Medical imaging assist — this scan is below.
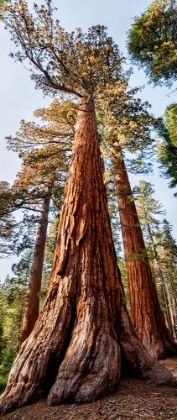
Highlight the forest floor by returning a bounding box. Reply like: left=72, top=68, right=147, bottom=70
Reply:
left=1, top=357, right=177, bottom=420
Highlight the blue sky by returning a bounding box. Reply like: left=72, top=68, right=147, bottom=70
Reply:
left=0, top=0, right=177, bottom=279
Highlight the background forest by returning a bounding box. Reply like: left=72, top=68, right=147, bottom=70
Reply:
left=0, top=0, right=177, bottom=403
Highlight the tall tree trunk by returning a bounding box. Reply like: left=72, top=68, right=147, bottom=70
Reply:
left=112, top=145, right=177, bottom=359
left=0, top=98, right=175, bottom=415
left=21, top=184, right=52, bottom=344
left=146, top=221, right=173, bottom=336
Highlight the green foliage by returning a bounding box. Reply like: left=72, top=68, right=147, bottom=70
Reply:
left=157, top=122, right=177, bottom=195
left=3, top=1, right=124, bottom=99
left=0, top=0, right=10, bottom=17
left=6, top=99, right=77, bottom=214
left=133, top=180, right=166, bottom=239
left=128, top=0, right=177, bottom=86
left=0, top=251, right=32, bottom=392
left=0, top=182, right=23, bottom=257
left=6, top=99, right=76, bottom=158
left=164, top=103, right=177, bottom=146
left=100, top=79, right=156, bottom=175
left=133, top=180, right=177, bottom=326
left=0, top=99, right=75, bottom=258
left=156, top=218, right=177, bottom=265
left=128, top=248, right=149, bottom=262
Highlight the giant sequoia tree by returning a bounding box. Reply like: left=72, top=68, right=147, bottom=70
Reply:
left=112, top=147, right=177, bottom=358
left=101, top=85, right=177, bottom=358
left=0, top=1, right=175, bottom=414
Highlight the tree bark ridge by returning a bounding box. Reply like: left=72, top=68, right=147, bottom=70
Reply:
left=113, top=145, right=177, bottom=359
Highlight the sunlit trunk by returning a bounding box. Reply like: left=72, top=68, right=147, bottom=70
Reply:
left=112, top=145, right=177, bottom=359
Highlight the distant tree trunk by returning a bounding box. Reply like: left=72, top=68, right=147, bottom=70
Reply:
left=168, top=276, right=177, bottom=333
left=112, top=145, right=177, bottom=359
left=0, top=98, right=175, bottom=415
left=146, top=221, right=173, bottom=336
left=164, top=269, right=177, bottom=341
left=165, top=280, right=177, bottom=341
left=21, top=184, right=52, bottom=344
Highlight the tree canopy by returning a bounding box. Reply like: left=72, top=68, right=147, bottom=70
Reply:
left=157, top=122, right=177, bottom=195
left=3, top=0, right=125, bottom=99
left=164, top=103, right=177, bottom=146
left=127, top=0, right=177, bottom=86
left=0, top=0, right=10, bottom=16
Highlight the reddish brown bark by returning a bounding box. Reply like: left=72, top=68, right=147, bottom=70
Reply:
left=0, top=98, right=175, bottom=415
left=113, top=145, right=177, bottom=359
left=21, top=186, right=52, bottom=344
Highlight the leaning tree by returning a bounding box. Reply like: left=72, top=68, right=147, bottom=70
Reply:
left=0, top=0, right=175, bottom=414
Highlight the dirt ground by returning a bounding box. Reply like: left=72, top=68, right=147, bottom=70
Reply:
left=1, top=358, right=177, bottom=420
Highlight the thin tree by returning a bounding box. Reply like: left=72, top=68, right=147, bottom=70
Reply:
left=0, top=1, right=175, bottom=414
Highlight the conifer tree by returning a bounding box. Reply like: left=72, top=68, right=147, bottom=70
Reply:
left=101, top=84, right=177, bottom=358
left=127, top=0, right=177, bottom=86
left=157, top=123, right=177, bottom=196
left=7, top=100, right=74, bottom=343
left=157, top=219, right=177, bottom=338
left=0, top=1, right=175, bottom=414
left=0, top=182, right=18, bottom=257
left=164, top=103, right=177, bottom=147
left=0, top=0, right=10, bottom=16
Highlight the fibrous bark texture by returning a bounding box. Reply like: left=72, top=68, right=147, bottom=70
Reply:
left=113, top=145, right=177, bottom=359
left=0, top=98, right=175, bottom=415
left=21, top=188, right=52, bottom=344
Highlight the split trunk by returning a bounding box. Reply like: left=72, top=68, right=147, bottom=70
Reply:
left=0, top=98, right=175, bottom=415
left=112, top=145, right=177, bottom=359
